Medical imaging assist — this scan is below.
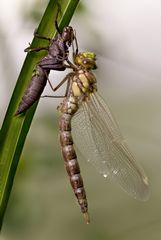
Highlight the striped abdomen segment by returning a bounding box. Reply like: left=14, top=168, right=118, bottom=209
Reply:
left=15, top=66, right=49, bottom=115
left=59, top=99, right=89, bottom=223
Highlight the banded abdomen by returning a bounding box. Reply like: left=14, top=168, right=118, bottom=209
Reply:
left=15, top=66, right=49, bottom=115
left=59, top=96, right=89, bottom=224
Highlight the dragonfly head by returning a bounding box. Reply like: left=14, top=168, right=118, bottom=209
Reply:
left=74, top=51, right=97, bottom=70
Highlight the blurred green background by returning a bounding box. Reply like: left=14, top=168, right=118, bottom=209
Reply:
left=0, top=0, right=161, bottom=239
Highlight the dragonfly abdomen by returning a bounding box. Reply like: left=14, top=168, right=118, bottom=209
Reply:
left=59, top=98, right=89, bottom=223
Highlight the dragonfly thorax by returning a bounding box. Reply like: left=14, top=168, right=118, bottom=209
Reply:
left=71, top=69, right=97, bottom=97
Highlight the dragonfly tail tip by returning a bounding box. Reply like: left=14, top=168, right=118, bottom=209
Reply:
left=83, top=212, right=90, bottom=224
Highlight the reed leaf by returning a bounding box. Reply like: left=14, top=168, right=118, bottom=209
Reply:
left=0, top=0, right=80, bottom=229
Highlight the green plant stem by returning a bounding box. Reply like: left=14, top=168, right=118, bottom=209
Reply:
left=0, top=0, right=80, bottom=229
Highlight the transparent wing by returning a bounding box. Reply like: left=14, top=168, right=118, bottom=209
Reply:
left=72, top=92, right=149, bottom=201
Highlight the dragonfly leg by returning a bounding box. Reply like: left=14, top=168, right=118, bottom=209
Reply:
left=24, top=45, right=49, bottom=53
left=33, top=28, right=51, bottom=41
left=65, top=78, right=71, bottom=97
left=41, top=77, right=71, bottom=99
left=73, top=30, right=79, bottom=55
left=41, top=95, right=65, bottom=98
left=66, top=59, right=77, bottom=70
left=34, top=33, right=51, bottom=41
left=43, top=72, right=72, bottom=97
left=46, top=76, right=56, bottom=92
left=55, top=3, right=61, bottom=33
left=63, top=63, right=73, bottom=68
left=72, top=30, right=79, bottom=61
left=52, top=73, right=73, bottom=92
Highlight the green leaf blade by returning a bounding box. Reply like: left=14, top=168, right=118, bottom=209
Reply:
left=0, top=0, right=80, bottom=229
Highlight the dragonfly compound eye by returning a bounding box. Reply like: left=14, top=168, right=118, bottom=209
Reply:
left=74, top=52, right=97, bottom=70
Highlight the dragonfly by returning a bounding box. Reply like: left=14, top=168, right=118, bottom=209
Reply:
left=57, top=43, right=149, bottom=223
left=16, top=20, right=149, bottom=223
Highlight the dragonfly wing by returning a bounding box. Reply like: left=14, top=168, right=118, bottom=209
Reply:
left=72, top=92, right=149, bottom=201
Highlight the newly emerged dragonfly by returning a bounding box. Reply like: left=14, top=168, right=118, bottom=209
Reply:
left=15, top=20, right=149, bottom=223
left=57, top=48, right=149, bottom=223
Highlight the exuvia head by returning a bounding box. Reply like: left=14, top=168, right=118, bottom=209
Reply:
left=62, top=26, right=74, bottom=46
left=74, top=51, right=97, bottom=70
